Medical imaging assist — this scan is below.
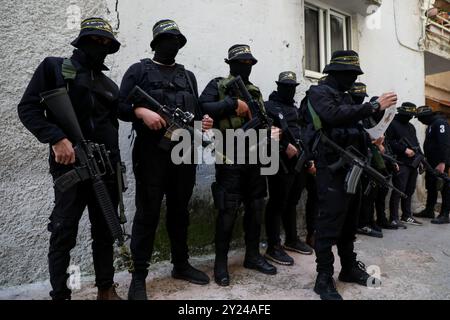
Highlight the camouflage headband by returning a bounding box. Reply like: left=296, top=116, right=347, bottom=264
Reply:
left=278, top=71, right=297, bottom=83
left=330, top=55, right=361, bottom=67
left=80, top=18, right=114, bottom=34
left=153, top=20, right=180, bottom=38
left=228, top=45, right=252, bottom=60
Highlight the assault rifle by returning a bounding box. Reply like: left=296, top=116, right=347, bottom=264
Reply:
left=319, top=132, right=407, bottom=198
left=40, top=87, right=125, bottom=245
left=127, top=85, right=232, bottom=164
left=401, top=137, right=450, bottom=185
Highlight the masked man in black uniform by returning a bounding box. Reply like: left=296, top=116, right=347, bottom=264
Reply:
left=264, top=71, right=314, bottom=266
left=386, top=103, right=422, bottom=228
left=119, top=19, right=213, bottom=300
left=301, top=50, right=397, bottom=300
left=350, top=84, right=387, bottom=238
left=199, top=45, right=278, bottom=286
left=415, top=106, right=450, bottom=224
left=18, top=18, right=123, bottom=300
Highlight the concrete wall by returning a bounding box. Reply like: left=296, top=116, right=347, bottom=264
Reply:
left=357, top=0, right=427, bottom=201
left=0, top=0, right=117, bottom=287
left=0, top=0, right=427, bottom=288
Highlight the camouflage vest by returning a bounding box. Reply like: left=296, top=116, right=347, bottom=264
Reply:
left=217, top=75, right=265, bottom=132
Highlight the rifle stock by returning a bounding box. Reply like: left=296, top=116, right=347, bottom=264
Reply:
left=40, top=87, right=84, bottom=143
left=40, top=87, right=125, bottom=245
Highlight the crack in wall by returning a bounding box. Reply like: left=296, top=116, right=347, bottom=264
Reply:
left=115, top=0, right=120, bottom=30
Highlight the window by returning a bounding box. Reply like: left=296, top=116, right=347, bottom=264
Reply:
left=305, top=6, right=321, bottom=73
left=304, top=2, right=352, bottom=78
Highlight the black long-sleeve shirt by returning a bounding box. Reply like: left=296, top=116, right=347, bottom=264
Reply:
left=385, top=116, right=421, bottom=167
left=424, top=116, right=450, bottom=167
left=17, top=49, right=121, bottom=172
left=198, top=77, right=237, bottom=123
left=118, top=60, right=200, bottom=145
left=303, top=77, right=378, bottom=167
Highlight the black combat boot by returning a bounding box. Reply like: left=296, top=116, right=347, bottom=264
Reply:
left=214, top=256, right=230, bottom=286
left=338, top=261, right=375, bottom=287
left=97, top=284, right=122, bottom=300
left=306, top=232, right=315, bottom=249
left=243, top=200, right=277, bottom=275
left=377, top=218, right=398, bottom=230
left=356, top=226, right=383, bottom=238
left=244, top=252, right=277, bottom=275
left=172, top=262, right=210, bottom=285
left=128, top=272, right=148, bottom=300
left=265, top=245, right=294, bottom=266
left=314, top=273, right=343, bottom=300
left=415, top=207, right=435, bottom=219
left=284, top=238, right=314, bottom=255
left=213, top=209, right=236, bottom=286
left=431, top=213, right=450, bottom=224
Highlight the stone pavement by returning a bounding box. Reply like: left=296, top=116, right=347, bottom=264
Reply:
left=0, top=219, right=449, bottom=300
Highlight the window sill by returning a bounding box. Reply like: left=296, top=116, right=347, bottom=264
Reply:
left=305, top=70, right=325, bottom=81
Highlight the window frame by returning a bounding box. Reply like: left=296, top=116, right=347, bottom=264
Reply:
left=304, top=1, right=352, bottom=80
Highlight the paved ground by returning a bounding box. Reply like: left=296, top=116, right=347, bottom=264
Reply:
left=0, top=218, right=449, bottom=300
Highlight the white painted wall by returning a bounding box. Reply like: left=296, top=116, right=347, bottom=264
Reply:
left=356, top=0, right=427, bottom=201
left=0, top=0, right=427, bottom=288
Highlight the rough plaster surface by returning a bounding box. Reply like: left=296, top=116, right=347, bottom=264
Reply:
left=0, top=0, right=429, bottom=288
left=0, top=0, right=116, bottom=287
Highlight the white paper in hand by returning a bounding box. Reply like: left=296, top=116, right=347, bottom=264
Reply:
left=365, top=107, right=397, bottom=140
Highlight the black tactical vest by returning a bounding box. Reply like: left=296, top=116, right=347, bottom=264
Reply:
left=139, top=59, right=197, bottom=114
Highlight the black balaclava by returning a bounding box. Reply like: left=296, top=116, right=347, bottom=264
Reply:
left=329, top=71, right=358, bottom=92
left=78, top=38, right=109, bottom=70
left=229, top=61, right=252, bottom=82
left=277, top=84, right=296, bottom=104
left=153, top=34, right=180, bottom=65
left=417, top=114, right=435, bottom=126
left=396, top=114, right=413, bottom=124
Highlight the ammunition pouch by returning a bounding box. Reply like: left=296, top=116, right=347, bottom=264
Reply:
left=217, top=75, right=263, bottom=132
left=54, top=167, right=90, bottom=193
left=219, top=116, right=246, bottom=131
left=140, top=59, right=196, bottom=115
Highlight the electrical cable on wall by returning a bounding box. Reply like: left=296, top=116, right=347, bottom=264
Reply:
left=393, top=0, right=426, bottom=52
